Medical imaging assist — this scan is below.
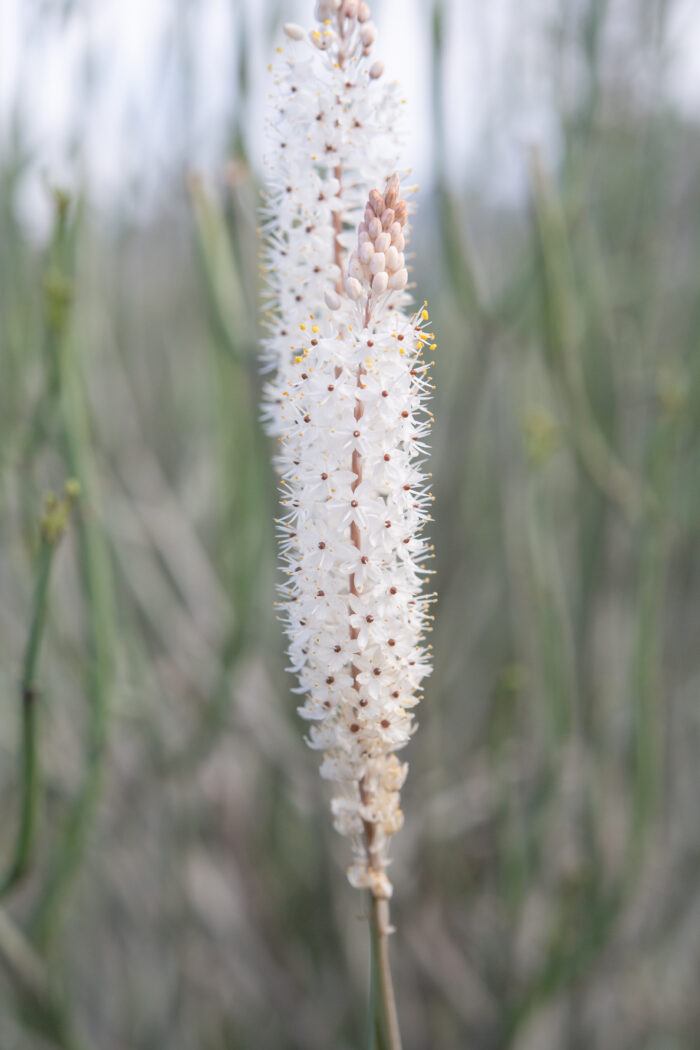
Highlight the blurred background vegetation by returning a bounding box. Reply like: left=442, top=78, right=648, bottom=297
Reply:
left=2, top=0, right=700, bottom=1047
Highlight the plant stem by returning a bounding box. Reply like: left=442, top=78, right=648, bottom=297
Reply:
left=0, top=907, right=89, bottom=1050
left=29, top=192, right=116, bottom=951
left=369, top=896, right=403, bottom=1050
left=1, top=533, right=56, bottom=897
left=529, top=151, right=650, bottom=524
left=365, top=914, right=378, bottom=1050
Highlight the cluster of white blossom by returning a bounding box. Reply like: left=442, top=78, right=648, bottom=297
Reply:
left=263, top=1, right=434, bottom=899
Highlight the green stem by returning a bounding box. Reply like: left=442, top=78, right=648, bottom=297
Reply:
left=628, top=414, right=678, bottom=849
left=369, top=896, right=403, bottom=1050
left=529, top=152, right=650, bottom=524
left=365, top=911, right=378, bottom=1050
left=0, top=536, right=56, bottom=897
left=0, top=908, right=89, bottom=1050
left=29, top=193, right=116, bottom=951
left=31, top=451, right=114, bottom=951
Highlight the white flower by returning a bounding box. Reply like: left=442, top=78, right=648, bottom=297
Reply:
left=263, top=1, right=434, bottom=898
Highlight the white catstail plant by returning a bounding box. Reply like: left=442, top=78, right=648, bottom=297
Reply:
left=262, top=5, right=434, bottom=1037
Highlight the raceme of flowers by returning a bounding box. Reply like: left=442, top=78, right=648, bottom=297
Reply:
left=262, top=0, right=435, bottom=900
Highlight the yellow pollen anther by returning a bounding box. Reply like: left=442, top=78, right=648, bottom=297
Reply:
left=421, top=309, right=429, bottom=321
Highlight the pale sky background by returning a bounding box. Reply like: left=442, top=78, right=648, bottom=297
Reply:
left=1, top=0, right=700, bottom=231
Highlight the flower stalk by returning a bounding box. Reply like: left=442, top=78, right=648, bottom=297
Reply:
left=370, top=895, right=403, bottom=1050
left=263, top=1, right=435, bottom=1040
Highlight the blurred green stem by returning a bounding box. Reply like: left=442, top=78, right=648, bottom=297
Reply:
left=27, top=192, right=116, bottom=951
left=527, top=473, right=576, bottom=748
left=188, top=174, right=248, bottom=364
left=529, top=152, right=649, bottom=524
left=628, top=412, right=678, bottom=847
left=0, top=908, right=89, bottom=1050
left=1, top=482, right=79, bottom=899
left=169, top=172, right=271, bottom=775
left=0, top=539, right=53, bottom=898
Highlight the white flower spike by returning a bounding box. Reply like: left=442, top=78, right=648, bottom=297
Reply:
left=263, top=1, right=434, bottom=901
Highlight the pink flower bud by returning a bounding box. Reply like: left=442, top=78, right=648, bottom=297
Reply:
left=369, top=252, right=386, bottom=275
left=368, top=217, right=382, bottom=239
left=371, top=270, right=389, bottom=295
left=369, top=189, right=384, bottom=216
left=359, top=241, right=374, bottom=264
left=345, top=276, right=363, bottom=300
left=384, top=174, right=400, bottom=207
left=360, top=23, right=377, bottom=47
left=387, top=268, right=408, bottom=290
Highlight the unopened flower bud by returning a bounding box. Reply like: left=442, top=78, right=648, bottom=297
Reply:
left=394, top=200, right=408, bottom=225
left=387, top=268, right=408, bottom=290
left=360, top=22, right=377, bottom=47
left=369, top=252, right=386, bottom=275
left=348, top=252, right=363, bottom=279
left=385, top=246, right=399, bottom=270
left=358, top=1, right=371, bottom=21
left=284, top=23, right=306, bottom=40
left=368, top=216, right=382, bottom=239
left=384, top=174, right=400, bottom=207
left=369, top=189, right=384, bottom=216
left=325, top=289, right=341, bottom=310
left=372, top=270, right=389, bottom=295
left=359, top=241, right=374, bottom=264
left=369, top=60, right=384, bottom=79
left=345, top=276, right=363, bottom=300
left=375, top=231, right=391, bottom=253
